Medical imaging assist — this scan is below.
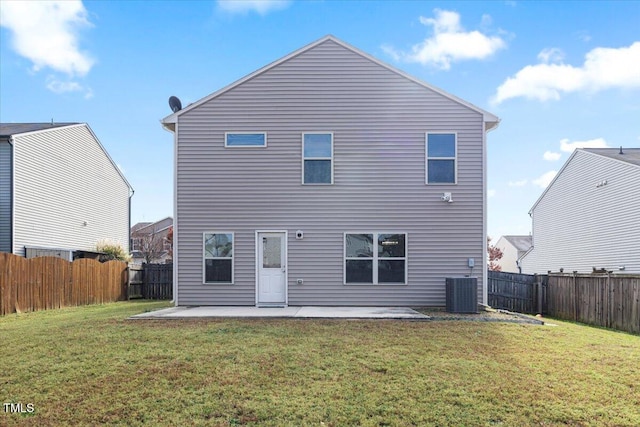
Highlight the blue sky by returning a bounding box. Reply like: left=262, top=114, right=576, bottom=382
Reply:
left=1, top=0, right=639, bottom=240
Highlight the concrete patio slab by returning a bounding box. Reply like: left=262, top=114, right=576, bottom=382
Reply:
left=130, top=306, right=430, bottom=320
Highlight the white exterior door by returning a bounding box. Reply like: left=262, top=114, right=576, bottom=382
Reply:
left=257, top=232, right=287, bottom=305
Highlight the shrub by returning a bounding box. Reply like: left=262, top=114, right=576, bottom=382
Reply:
left=96, top=239, right=131, bottom=262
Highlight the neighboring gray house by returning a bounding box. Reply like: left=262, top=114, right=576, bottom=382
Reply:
left=161, top=35, right=499, bottom=307
left=131, top=216, right=173, bottom=264
left=521, top=148, right=640, bottom=274
left=494, top=235, right=532, bottom=273
left=0, top=123, right=133, bottom=259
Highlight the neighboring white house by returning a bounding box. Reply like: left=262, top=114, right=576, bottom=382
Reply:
left=161, top=35, right=499, bottom=307
left=0, top=123, right=133, bottom=259
left=521, top=147, right=640, bottom=274
left=495, top=235, right=532, bottom=273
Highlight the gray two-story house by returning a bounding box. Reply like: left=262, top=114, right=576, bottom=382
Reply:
left=0, top=123, right=132, bottom=259
left=161, top=35, right=499, bottom=307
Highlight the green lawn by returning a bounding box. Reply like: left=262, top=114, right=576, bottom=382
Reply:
left=1, top=302, right=638, bottom=426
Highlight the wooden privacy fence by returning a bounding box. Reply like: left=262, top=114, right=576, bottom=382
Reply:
left=488, top=269, right=640, bottom=334
left=0, top=252, right=128, bottom=316
left=488, top=271, right=546, bottom=314
left=128, top=263, right=172, bottom=300
left=546, top=273, right=640, bottom=335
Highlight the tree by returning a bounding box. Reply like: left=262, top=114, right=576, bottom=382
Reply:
left=132, top=230, right=166, bottom=264
left=487, top=236, right=503, bottom=271
left=166, top=226, right=173, bottom=261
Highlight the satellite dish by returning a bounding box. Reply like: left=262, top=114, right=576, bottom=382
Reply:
left=168, top=96, right=182, bottom=113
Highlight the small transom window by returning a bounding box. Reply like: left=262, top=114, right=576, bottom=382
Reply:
left=225, top=133, right=267, bottom=147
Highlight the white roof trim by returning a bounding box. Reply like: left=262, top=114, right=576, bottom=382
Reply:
left=161, top=35, right=499, bottom=129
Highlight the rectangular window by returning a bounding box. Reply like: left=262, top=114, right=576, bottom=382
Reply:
left=303, top=133, right=333, bottom=184
left=426, top=133, right=456, bottom=184
left=203, top=232, right=233, bottom=283
left=344, top=233, right=407, bottom=284
left=225, top=132, right=267, bottom=147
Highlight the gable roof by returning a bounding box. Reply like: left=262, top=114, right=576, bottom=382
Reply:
left=529, top=147, right=640, bottom=214
left=131, top=222, right=153, bottom=233
left=0, top=122, right=79, bottom=137
left=583, top=147, right=640, bottom=167
left=501, top=235, right=532, bottom=252
left=161, top=35, right=499, bottom=132
left=132, top=217, right=173, bottom=235
left=2, top=122, right=133, bottom=192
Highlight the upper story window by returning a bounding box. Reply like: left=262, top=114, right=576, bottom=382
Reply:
left=225, top=132, right=267, bottom=148
left=302, top=133, right=333, bottom=184
left=426, top=133, right=456, bottom=184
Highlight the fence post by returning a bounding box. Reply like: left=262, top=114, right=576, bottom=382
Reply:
left=607, top=272, right=612, bottom=329
left=573, top=271, right=578, bottom=321
left=535, top=274, right=542, bottom=315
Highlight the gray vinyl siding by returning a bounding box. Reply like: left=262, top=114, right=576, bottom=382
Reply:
left=175, top=40, right=486, bottom=306
left=12, top=125, right=130, bottom=256
left=521, top=150, right=640, bottom=274
left=0, top=140, right=11, bottom=252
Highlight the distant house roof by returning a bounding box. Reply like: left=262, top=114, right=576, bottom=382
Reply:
left=131, top=217, right=173, bottom=235
left=501, top=235, right=532, bottom=252
left=583, top=147, right=640, bottom=167
left=0, top=122, right=79, bottom=137
left=131, top=222, right=153, bottom=233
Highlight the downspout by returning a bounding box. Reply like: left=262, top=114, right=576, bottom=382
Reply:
left=128, top=188, right=134, bottom=253
left=483, top=119, right=500, bottom=306
left=9, top=136, right=15, bottom=254
left=161, top=120, right=178, bottom=306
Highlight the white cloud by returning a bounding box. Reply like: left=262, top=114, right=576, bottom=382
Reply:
left=508, top=180, right=527, bottom=187
left=0, top=0, right=94, bottom=76
left=382, top=9, right=506, bottom=70
left=533, top=171, right=557, bottom=188
left=46, top=76, right=93, bottom=98
left=492, top=42, right=640, bottom=104
left=537, top=48, right=565, bottom=64
left=559, top=137, right=609, bottom=152
left=488, top=189, right=496, bottom=198
left=543, top=151, right=562, bottom=161
left=575, top=30, right=592, bottom=43
left=218, top=0, right=290, bottom=15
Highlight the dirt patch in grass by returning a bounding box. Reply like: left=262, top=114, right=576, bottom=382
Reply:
left=417, top=306, right=544, bottom=324
left=1, top=301, right=638, bottom=426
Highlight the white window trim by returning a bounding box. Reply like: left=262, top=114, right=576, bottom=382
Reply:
left=425, top=132, right=457, bottom=185
left=225, top=132, right=267, bottom=148
left=203, top=231, right=234, bottom=284
left=302, top=132, right=334, bottom=185
left=343, top=232, right=408, bottom=285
